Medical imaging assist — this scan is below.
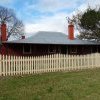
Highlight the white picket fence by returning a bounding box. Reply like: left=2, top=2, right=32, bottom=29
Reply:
left=0, top=53, right=100, bottom=76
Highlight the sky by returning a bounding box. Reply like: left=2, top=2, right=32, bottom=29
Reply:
left=0, top=0, right=100, bottom=37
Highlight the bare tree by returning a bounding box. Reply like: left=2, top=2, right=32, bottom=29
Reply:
left=0, top=6, right=24, bottom=40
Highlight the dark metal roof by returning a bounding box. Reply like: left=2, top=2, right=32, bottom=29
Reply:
left=3, top=31, right=100, bottom=45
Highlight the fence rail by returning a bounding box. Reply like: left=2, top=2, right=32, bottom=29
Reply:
left=0, top=53, right=100, bottom=76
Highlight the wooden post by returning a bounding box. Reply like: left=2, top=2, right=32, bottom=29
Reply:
left=13, top=56, right=15, bottom=75
left=0, top=55, right=2, bottom=76
left=8, top=55, right=10, bottom=75
left=5, top=55, right=8, bottom=76
left=2, top=55, right=5, bottom=76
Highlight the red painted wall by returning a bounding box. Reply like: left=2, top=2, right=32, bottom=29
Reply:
left=1, top=43, right=99, bottom=56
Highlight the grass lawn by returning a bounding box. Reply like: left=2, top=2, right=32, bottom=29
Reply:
left=0, top=69, right=100, bottom=100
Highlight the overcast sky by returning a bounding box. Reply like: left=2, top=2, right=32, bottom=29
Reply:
left=0, top=0, right=100, bottom=37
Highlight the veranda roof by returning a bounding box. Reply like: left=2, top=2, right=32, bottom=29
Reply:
left=3, top=31, right=100, bottom=45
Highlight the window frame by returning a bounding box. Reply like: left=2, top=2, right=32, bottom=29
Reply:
left=23, top=45, right=32, bottom=54
left=70, top=46, right=77, bottom=54
left=48, top=45, right=56, bottom=53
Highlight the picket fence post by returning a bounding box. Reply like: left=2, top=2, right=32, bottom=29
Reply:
left=0, top=55, right=2, bottom=76
left=0, top=53, right=100, bottom=76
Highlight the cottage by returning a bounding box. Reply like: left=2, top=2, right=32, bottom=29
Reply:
left=0, top=23, right=100, bottom=56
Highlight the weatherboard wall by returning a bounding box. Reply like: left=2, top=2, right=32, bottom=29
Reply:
left=1, top=43, right=99, bottom=56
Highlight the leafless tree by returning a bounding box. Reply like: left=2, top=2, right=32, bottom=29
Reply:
left=0, top=6, right=24, bottom=40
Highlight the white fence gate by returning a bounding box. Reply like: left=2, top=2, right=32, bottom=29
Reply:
left=0, top=53, right=100, bottom=76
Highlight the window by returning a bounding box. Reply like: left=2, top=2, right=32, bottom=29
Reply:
left=48, top=45, right=56, bottom=53
left=23, top=45, right=31, bottom=54
left=70, top=46, right=77, bottom=54
left=61, top=46, right=67, bottom=54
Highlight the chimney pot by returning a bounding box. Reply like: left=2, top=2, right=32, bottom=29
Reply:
left=22, top=35, right=25, bottom=39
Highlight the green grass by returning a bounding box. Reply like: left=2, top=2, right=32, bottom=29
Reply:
left=0, top=69, right=100, bottom=100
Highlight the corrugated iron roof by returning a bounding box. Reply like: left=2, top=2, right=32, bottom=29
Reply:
left=3, top=31, right=100, bottom=45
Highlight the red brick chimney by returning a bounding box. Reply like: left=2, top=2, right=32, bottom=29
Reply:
left=1, top=23, right=7, bottom=41
left=0, top=23, right=7, bottom=55
left=68, top=22, right=74, bottom=40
